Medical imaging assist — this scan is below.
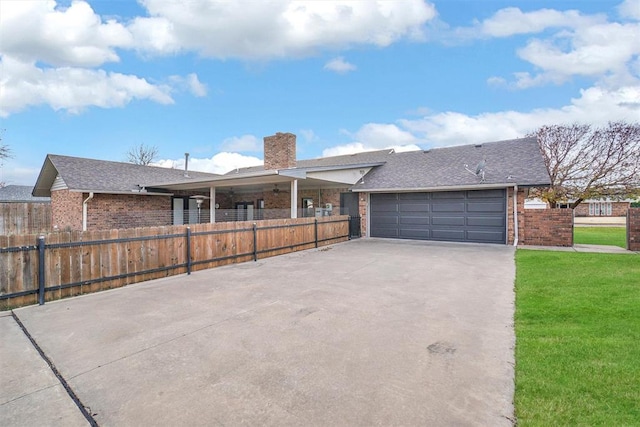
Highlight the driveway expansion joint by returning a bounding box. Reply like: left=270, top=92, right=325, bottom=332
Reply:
left=10, top=311, right=99, bottom=427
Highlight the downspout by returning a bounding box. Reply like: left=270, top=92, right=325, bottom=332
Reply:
left=83, top=192, right=94, bottom=231
left=513, top=184, right=519, bottom=246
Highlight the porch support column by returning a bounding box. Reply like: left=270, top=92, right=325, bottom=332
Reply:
left=210, top=186, right=216, bottom=223
left=290, top=179, right=298, bottom=218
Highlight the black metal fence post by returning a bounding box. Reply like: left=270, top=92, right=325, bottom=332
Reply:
left=253, top=223, right=258, bottom=261
left=37, top=236, right=45, bottom=305
left=186, top=227, right=192, bottom=275
left=314, top=218, right=318, bottom=248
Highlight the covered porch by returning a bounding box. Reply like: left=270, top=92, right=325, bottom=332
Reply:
left=148, top=165, right=372, bottom=225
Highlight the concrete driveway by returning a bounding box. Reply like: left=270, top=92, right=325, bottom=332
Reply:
left=3, top=239, right=516, bottom=426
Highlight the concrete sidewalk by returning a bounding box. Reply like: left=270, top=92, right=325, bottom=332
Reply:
left=520, top=243, right=637, bottom=254
left=3, top=239, right=516, bottom=426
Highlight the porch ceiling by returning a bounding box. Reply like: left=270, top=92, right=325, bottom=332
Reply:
left=148, top=173, right=350, bottom=193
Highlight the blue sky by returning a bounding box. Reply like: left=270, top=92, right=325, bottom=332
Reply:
left=1, top=0, right=639, bottom=185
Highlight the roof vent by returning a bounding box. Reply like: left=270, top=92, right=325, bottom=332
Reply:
left=475, top=144, right=483, bottom=148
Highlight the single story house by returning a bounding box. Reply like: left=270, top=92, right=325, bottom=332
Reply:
left=33, top=132, right=551, bottom=245
left=525, top=197, right=637, bottom=216
left=573, top=198, right=637, bottom=217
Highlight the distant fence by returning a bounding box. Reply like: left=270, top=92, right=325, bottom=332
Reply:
left=0, top=203, right=51, bottom=235
left=0, top=216, right=350, bottom=309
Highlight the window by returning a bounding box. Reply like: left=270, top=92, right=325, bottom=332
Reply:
left=589, top=201, right=612, bottom=216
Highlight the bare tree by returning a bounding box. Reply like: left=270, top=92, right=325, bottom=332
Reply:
left=126, top=143, right=159, bottom=165
left=0, top=130, right=12, bottom=188
left=528, top=121, right=640, bottom=208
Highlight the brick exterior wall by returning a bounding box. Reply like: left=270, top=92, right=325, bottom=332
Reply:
left=574, top=201, right=630, bottom=217
left=87, top=193, right=172, bottom=230
left=358, top=193, right=368, bottom=237
left=51, top=189, right=83, bottom=231
left=264, top=133, right=296, bottom=170
left=521, top=209, right=573, bottom=247
left=627, top=208, right=640, bottom=251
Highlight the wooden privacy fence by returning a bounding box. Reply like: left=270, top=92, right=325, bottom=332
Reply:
left=0, top=216, right=349, bottom=309
left=0, top=202, right=52, bottom=235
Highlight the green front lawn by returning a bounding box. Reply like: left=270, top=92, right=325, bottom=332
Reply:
left=574, top=226, right=627, bottom=248
left=515, top=250, right=640, bottom=426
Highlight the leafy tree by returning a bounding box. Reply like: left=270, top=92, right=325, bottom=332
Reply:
left=126, top=143, right=159, bottom=165
left=528, top=121, right=640, bottom=208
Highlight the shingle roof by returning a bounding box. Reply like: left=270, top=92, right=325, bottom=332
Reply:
left=32, top=155, right=219, bottom=197
left=0, top=185, right=50, bottom=202
left=352, top=137, right=550, bottom=191
left=228, top=149, right=395, bottom=175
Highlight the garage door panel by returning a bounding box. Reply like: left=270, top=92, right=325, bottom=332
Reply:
left=372, top=227, right=399, bottom=238
left=371, top=216, right=398, bottom=226
left=467, top=230, right=505, bottom=242
left=399, top=228, right=430, bottom=239
left=370, top=190, right=506, bottom=244
left=432, top=202, right=465, bottom=212
left=432, top=216, right=465, bottom=226
left=467, top=189, right=505, bottom=198
left=399, top=193, right=428, bottom=201
left=431, top=229, right=466, bottom=240
left=399, top=203, right=430, bottom=213
left=467, top=216, right=505, bottom=227
left=431, top=191, right=465, bottom=199
left=371, top=204, right=398, bottom=213
left=467, top=202, right=505, bottom=213
left=399, top=216, right=430, bottom=225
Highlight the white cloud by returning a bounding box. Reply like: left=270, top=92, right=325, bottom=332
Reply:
left=322, top=123, right=421, bottom=157
left=0, top=0, right=132, bottom=67
left=154, top=152, right=263, bottom=175
left=0, top=57, right=174, bottom=117
left=515, top=22, right=640, bottom=85
left=299, top=129, right=319, bottom=142
left=324, top=57, right=356, bottom=73
left=458, top=5, right=640, bottom=89
left=130, top=0, right=437, bottom=59
left=168, top=73, right=208, bottom=97
left=219, top=135, right=261, bottom=152
left=399, top=83, right=640, bottom=146
left=479, top=7, right=605, bottom=38
left=352, top=123, right=420, bottom=147
left=618, top=0, right=640, bottom=20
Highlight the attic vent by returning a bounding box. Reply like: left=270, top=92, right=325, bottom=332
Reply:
left=475, top=144, right=483, bottom=148
left=423, top=149, right=431, bottom=154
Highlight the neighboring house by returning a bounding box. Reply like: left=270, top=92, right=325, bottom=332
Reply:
left=32, top=132, right=551, bottom=245
left=0, top=185, right=51, bottom=234
left=573, top=198, right=636, bottom=217
left=525, top=197, right=636, bottom=216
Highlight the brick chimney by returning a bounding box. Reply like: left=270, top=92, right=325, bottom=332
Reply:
left=264, top=132, right=296, bottom=170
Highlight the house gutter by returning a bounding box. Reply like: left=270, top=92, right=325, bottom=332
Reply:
left=82, top=192, right=94, bottom=231
left=513, top=184, right=519, bottom=247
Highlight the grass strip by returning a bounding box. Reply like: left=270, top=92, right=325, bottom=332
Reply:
left=515, top=250, right=640, bottom=426
left=574, top=226, right=627, bottom=248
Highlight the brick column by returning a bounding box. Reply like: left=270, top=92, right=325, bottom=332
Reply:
left=628, top=208, right=640, bottom=251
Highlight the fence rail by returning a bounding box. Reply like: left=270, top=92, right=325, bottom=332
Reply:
left=0, top=216, right=350, bottom=309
